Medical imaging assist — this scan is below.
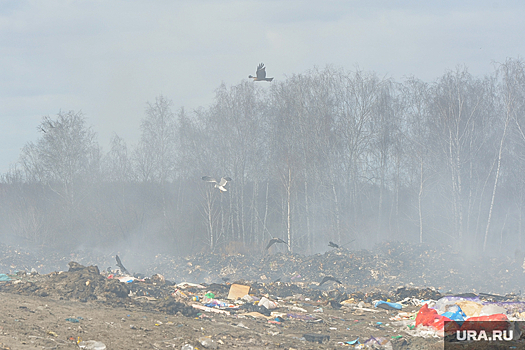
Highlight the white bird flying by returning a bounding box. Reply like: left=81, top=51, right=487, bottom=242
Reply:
left=202, top=176, right=233, bottom=192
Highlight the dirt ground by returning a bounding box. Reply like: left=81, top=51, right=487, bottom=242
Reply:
left=0, top=289, right=445, bottom=350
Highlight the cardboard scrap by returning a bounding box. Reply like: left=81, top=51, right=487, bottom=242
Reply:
left=227, top=284, right=251, bottom=300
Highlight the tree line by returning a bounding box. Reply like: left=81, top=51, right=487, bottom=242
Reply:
left=2, top=59, right=525, bottom=256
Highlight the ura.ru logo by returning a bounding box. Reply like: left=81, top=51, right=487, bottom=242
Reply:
left=456, top=329, right=513, bottom=341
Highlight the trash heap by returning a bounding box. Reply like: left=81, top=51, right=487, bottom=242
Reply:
left=0, top=241, right=524, bottom=295
left=148, top=241, right=525, bottom=294
left=0, top=262, right=129, bottom=301
left=2, top=258, right=525, bottom=348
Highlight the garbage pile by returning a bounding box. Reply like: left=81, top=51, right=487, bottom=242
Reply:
left=1, top=257, right=525, bottom=348
left=0, top=262, right=129, bottom=301
left=0, top=262, right=200, bottom=317
left=0, top=241, right=524, bottom=295
left=147, top=241, right=525, bottom=294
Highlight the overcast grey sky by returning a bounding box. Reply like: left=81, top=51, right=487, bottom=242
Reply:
left=1, top=1, right=524, bottom=174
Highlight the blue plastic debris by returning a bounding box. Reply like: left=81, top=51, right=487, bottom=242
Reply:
left=345, top=337, right=360, bottom=345
left=441, top=305, right=466, bottom=326
left=374, top=300, right=402, bottom=310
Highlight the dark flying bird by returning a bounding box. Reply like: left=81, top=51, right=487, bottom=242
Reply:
left=328, top=239, right=356, bottom=249
left=202, top=176, right=233, bottom=192
left=266, top=237, right=287, bottom=250
left=115, top=255, right=130, bottom=275
left=328, top=241, right=339, bottom=248
left=319, top=276, right=342, bottom=286
left=249, top=63, right=274, bottom=82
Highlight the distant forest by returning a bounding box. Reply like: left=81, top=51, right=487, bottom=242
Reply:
left=2, top=59, right=525, bottom=257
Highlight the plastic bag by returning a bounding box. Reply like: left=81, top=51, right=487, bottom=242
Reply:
left=441, top=305, right=466, bottom=326
left=416, top=304, right=456, bottom=332
left=460, top=314, right=509, bottom=333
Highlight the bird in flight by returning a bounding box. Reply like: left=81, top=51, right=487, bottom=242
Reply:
left=328, top=239, right=355, bottom=249
left=249, top=63, right=274, bottom=82
left=266, top=237, right=287, bottom=250
left=115, top=255, right=130, bottom=275
left=202, top=176, right=233, bottom=192
left=319, top=276, right=342, bottom=286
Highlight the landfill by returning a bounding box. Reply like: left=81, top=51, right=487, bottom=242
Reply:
left=0, top=241, right=524, bottom=349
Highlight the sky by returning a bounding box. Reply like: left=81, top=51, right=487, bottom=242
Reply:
left=1, top=0, right=524, bottom=174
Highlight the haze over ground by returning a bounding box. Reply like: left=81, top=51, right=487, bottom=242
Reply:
left=1, top=1, right=525, bottom=173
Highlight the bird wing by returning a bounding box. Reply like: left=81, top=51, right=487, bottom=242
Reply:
left=218, top=177, right=229, bottom=186
left=277, top=238, right=286, bottom=244
left=326, top=276, right=342, bottom=284
left=256, top=63, right=267, bottom=79
left=115, top=255, right=129, bottom=274
left=266, top=239, right=276, bottom=250
left=202, top=176, right=217, bottom=183
left=319, top=276, right=329, bottom=286
left=329, top=241, right=339, bottom=248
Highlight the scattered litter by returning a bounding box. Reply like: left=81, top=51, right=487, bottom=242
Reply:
left=288, top=305, right=307, bottom=312
left=259, top=296, right=278, bottom=309
left=234, top=322, right=249, bottom=329
left=65, top=317, right=80, bottom=323
left=375, top=300, right=402, bottom=310
left=78, top=340, right=106, bottom=350
left=198, top=336, right=217, bottom=349
left=192, top=304, right=230, bottom=315
left=287, top=313, right=315, bottom=320
left=0, top=241, right=523, bottom=349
